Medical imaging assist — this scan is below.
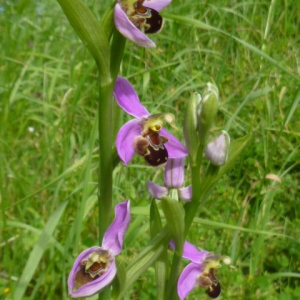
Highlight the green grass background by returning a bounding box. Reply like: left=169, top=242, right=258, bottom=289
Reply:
left=1, top=0, right=299, bottom=299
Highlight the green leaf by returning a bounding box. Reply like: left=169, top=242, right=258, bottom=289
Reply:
left=118, top=228, right=170, bottom=299
left=268, top=272, right=300, bottom=279
left=161, top=197, right=185, bottom=254
left=56, top=0, right=111, bottom=81
left=192, top=217, right=289, bottom=239
left=14, top=201, right=68, bottom=300
left=112, top=260, right=127, bottom=299
left=150, top=199, right=163, bottom=238
left=155, top=258, right=168, bottom=300
left=284, top=89, right=300, bottom=126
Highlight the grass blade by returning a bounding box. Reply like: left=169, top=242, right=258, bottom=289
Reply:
left=164, top=14, right=299, bottom=81
left=14, top=201, right=68, bottom=300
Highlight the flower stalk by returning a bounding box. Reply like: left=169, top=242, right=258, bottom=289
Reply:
left=97, top=21, right=127, bottom=300
left=98, top=81, right=115, bottom=242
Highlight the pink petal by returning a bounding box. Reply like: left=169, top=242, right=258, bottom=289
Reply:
left=160, top=128, right=188, bottom=159
left=116, top=119, right=142, bottom=165
left=205, top=131, right=230, bottom=166
left=102, top=201, right=131, bottom=256
left=146, top=181, right=168, bottom=199
left=182, top=241, right=209, bottom=263
left=114, top=4, right=156, bottom=48
left=178, top=263, right=201, bottom=300
left=114, top=76, right=149, bottom=118
left=178, top=185, right=192, bottom=202
left=143, top=0, right=172, bottom=11
left=164, top=158, right=185, bottom=188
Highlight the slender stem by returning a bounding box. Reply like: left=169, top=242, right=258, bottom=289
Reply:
left=97, top=30, right=126, bottom=242
left=98, top=80, right=115, bottom=242
left=164, top=145, right=205, bottom=300
left=165, top=148, right=204, bottom=300
left=165, top=253, right=181, bottom=300
left=97, top=25, right=126, bottom=300
left=97, top=79, right=115, bottom=300
left=184, top=144, right=204, bottom=236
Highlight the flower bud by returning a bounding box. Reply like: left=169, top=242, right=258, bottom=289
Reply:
left=197, top=83, right=219, bottom=147
left=205, top=130, right=230, bottom=166
left=184, top=92, right=201, bottom=165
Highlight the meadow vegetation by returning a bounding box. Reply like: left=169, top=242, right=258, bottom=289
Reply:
left=0, top=0, right=299, bottom=299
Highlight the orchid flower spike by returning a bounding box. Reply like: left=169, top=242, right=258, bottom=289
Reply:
left=146, top=158, right=192, bottom=201
left=68, top=201, right=130, bottom=298
left=175, top=241, right=231, bottom=300
left=114, top=76, right=188, bottom=167
left=114, top=0, right=172, bottom=47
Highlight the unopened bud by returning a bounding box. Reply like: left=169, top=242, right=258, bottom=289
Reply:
left=198, top=83, right=219, bottom=147
left=205, top=130, right=230, bottom=166
left=184, top=92, right=201, bottom=165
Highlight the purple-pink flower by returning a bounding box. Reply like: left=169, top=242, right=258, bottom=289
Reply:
left=114, top=76, right=188, bottom=166
left=68, top=201, right=130, bottom=298
left=114, top=0, right=172, bottom=47
left=147, top=158, right=192, bottom=201
left=176, top=241, right=230, bottom=300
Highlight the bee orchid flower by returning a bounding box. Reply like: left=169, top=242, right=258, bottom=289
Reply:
left=68, top=201, right=130, bottom=298
left=114, top=76, right=188, bottom=166
left=174, top=241, right=231, bottom=300
left=114, top=0, right=172, bottom=47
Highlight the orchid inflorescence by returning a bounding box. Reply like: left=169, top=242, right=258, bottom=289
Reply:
left=61, top=0, right=239, bottom=299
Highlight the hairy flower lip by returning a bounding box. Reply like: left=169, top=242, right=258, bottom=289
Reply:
left=68, top=247, right=117, bottom=298
left=68, top=201, right=130, bottom=298
left=114, top=0, right=172, bottom=47
left=114, top=77, right=187, bottom=166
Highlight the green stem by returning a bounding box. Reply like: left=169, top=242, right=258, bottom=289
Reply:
left=98, top=80, right=115, bottom=242
left=97, top=29, right=126, bottom=242
left=165, top=253, right=181, bottom=300
left=96, top=79, right=115, bottom=300
left=97, top=22, right=126, bottom=300
left=165, top=146, right=205, bottom=300
left=110, top=30, right=126, bottom=143
left=184, top=144, right=204, bottom=236
left=56, top=0, right=110, bottom=80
